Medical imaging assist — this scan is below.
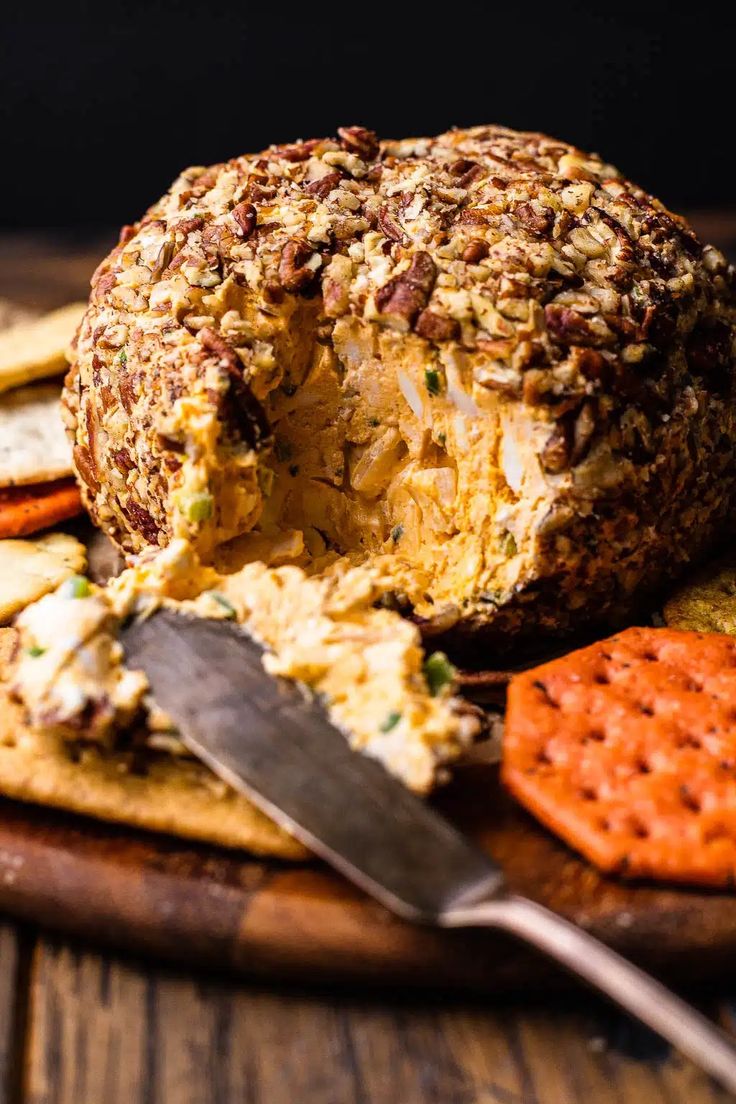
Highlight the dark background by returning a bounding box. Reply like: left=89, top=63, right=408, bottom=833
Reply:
left=1, top=1, right=734, bottom=229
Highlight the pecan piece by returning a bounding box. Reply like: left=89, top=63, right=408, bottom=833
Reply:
left=73, top=444, right=100, bottom=494
left=545, top=304, right=610, bottom=346
left=173, top=216, right=204, bottom=237
left=449, top=158, right=476, bottom=175
left=245, top=180, right=277, bottom=203
left=462, top=239, right=490, bottom=264
left=304, top=172, right=342, bottom=200
left=118, top=224, right=136, bottom=246
left=232, top=201, right=257, bottom=238
left=337, top=126, right=379, bottom=161
left=275, top=139, right=319, bottom=162
left=263, top=281, right=285, bottom=305
left=112, top=448, right=135, bottom=472
left=202, top=222, right=235, bottom=263
left=459, top=208, right=490, bottom=226
left=415, top=309, right=460, bottom=341
left=377, top=205, right=405, bottom=243
left=122, top=501, right=160, bottom=545
left=449, top=158, right=484, bottom=187
left=117, top=375, right=136, bottom=414
left=91, top=354, right=104, bottom=388
left=151, top=239, right=175, bottom=280
left=375, top=252, right=437, bottom=328
left=92, top=271, right=117, bottom=305
left=278, top=238, right=318, bottom=292
left=570, top=401, right=597, bottom=464
left=513, top=201, right=554, bottom=236
left=573, top=347, right=609, bottom=384
left=200, top=327, right=242, bottom=379
left=540, top=424, right=571, bottom=474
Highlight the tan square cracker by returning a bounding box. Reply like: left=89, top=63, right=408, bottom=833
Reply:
left=0, top=301, right=86, bottom=394
left=0, top=382, right=73, bottom=487
left=0, top=532, right=86, bottom=623
left=0, top=629, right=306, bottom=859
left=502, top=626, right=736, bottom=888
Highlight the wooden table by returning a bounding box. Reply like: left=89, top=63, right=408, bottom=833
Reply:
left=1, top=227, right=736, bottom=1104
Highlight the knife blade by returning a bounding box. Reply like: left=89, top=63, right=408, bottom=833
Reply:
left=122, top=609, right=736, bottom=1092
left=123, top=609, right=503, bottom=920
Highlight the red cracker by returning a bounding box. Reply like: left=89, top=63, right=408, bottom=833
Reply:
left=502, top=626, right=736, bottom=888
left=0, top=478, right=83, bottom=539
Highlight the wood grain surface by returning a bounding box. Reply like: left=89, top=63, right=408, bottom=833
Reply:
left=3, top=935, right=732, bottom=1104
left=0, top=773, right=734, bottom=994
left=2, top=227, right=736, bottom=1103
left=4, top=935, right=730, bottom=1104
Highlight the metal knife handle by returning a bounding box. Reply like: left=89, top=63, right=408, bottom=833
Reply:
left=442, top=894, right=736, bottom=1093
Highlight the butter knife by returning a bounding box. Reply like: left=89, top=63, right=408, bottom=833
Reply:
left=123, top=609, right=736, bottom=1092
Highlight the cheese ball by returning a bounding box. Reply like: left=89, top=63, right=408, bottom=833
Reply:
left=64, top=125, right=736, bottom=641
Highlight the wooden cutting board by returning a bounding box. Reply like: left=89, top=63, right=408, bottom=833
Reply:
left=0, top=762, right=732, bottom=992
left=2, top=270, right=735, bottom=993
left=4, top=256, right=736, bottom=993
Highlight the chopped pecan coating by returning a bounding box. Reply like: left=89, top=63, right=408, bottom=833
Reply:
left=377, top=205, right=406, bottom=243
left=462, top=239, right=490, bottom=264
left=415, top=309, right=460, bottom=342
left=64, top=123, right=736, bottom=651
left=304, top=173, right=342, bottom=200
left=279, top=238, right=319, bottom=292
left=375, top=252, right=437, bottom=328
left=337, top=126, right=379, bottom=160
left=232, top=201, right=257, bottom=238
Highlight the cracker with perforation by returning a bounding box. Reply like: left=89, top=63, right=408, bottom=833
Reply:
left=0, top=629, right=306, bottom=858
left=503, top=627, right=736, bottom=887
left=0, top=301, right=85, bottom=394
left=0, top=532, right=86, bottom=623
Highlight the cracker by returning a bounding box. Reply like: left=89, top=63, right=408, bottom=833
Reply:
left=0, top=532, right=86, bottom=623
left=0, top=382, right=73, bottom=487
left=0, top=302, right=86, bottom=394
left=664, top=557, right=736, bottom=635
left=0, top=629, right=305, bottom=859
left=503, top=626, right=736, bottom=888
left=0, top=479, right=82, bottom=539
left=0, top=300, right=36, bottom=332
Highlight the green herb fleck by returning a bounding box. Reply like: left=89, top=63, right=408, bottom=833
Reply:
left=288, top=463, right=300, bottom=477
left=258, top=467, right=274, bottom=497
left=423, top=651, right=456, bottom=697
left=27, top=645, right=46, bottom=658
left=274, top=439, right=293, bottom=463
left=391, top=524, right=404, bottom=544
left=119, top=349, right=127, bottom=366
left=62, top=575, right=91, bottom=600
left=424, top=367, right=442, bottom=396
left=380, top=711, right=402, bottom=733
left=501, top=531, right=517, bottom=557
left=185, top=492, right=213, bottom=523
left=205, top=591, right=236, bottom=619
left=369, top=416, right=380, bottom=427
